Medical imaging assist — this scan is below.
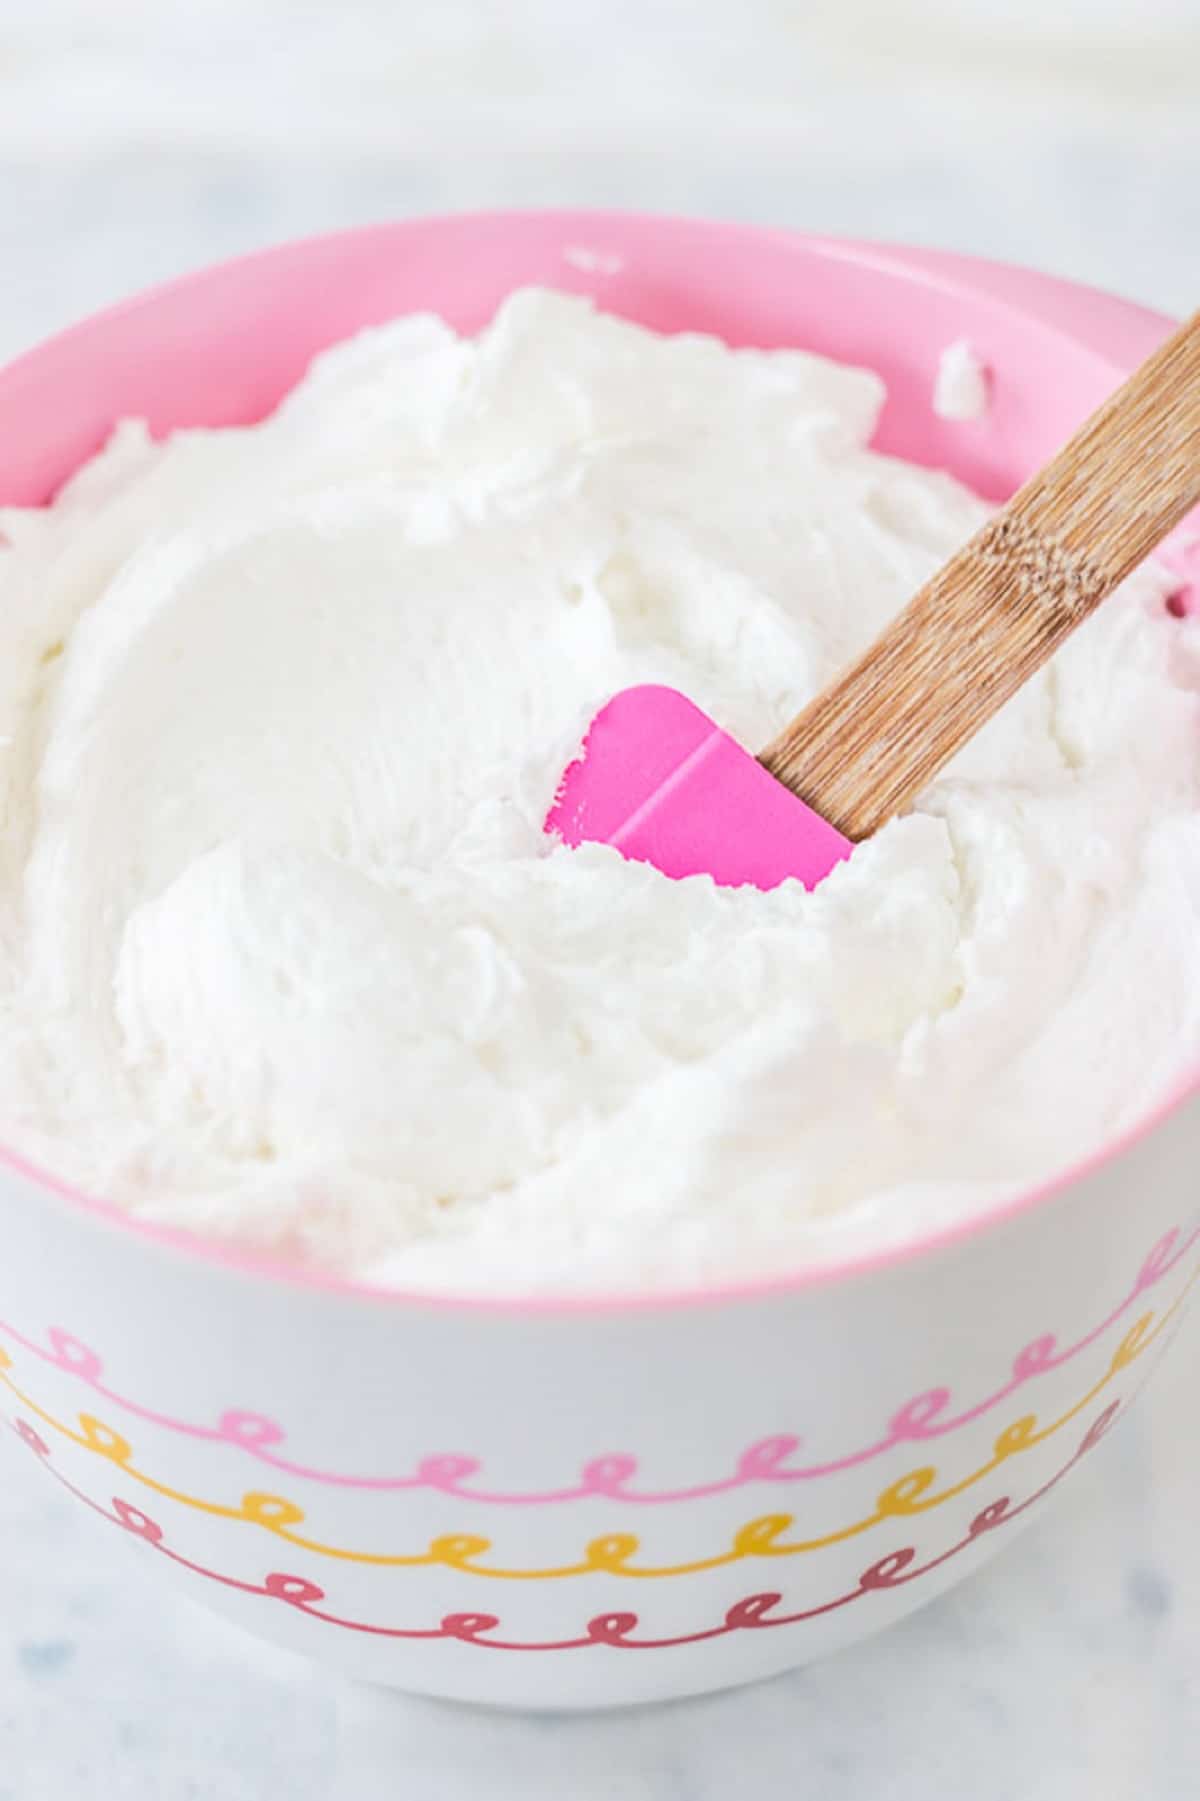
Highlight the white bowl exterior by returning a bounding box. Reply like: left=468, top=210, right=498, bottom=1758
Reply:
left=2, top=1091, right=1196, bottom=1709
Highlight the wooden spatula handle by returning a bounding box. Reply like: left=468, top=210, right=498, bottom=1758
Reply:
left=759, top=311, right=1200, bottom=840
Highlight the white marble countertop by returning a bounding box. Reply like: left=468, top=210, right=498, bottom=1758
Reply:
left=1, top=4, right=1198, bottom=1795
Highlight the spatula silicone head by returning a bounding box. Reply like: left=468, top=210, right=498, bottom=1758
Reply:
left=545, top=685, right=852, bottom=892
left=547, top=311, right=1200, bottom=892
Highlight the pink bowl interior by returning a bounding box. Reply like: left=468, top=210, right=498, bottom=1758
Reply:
left=0, top=210, right=1196, bottom=1306
left=0, top=215, right=1181, bottom=502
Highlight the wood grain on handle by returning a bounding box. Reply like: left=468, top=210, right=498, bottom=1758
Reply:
left=759, top=311, right=1200, bottom=840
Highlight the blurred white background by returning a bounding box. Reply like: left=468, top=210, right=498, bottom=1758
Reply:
left=1, top=0, right=1197, bottom=362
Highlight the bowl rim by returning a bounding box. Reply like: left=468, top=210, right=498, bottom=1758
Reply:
left=2, top=206, right=1196, bottom=1316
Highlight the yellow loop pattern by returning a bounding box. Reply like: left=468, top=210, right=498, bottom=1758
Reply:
left=1, top=1293, right=1187, bottom=1582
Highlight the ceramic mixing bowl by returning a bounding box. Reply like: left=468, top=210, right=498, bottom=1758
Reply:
left=0, top=214, right=1197, bottom=1709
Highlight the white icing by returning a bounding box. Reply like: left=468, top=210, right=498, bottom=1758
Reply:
left=933, top=339, right=991, bottom=421
left=0, top=290, right=1196, bottom=1292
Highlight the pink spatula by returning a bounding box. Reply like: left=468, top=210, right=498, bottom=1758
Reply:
left=548, top=312, right=1200, bottom=889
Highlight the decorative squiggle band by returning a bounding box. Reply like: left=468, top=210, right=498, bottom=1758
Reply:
left=0, top=1225, right=1192, bottom=1508
left=0, top=1302, right=1176, bottom=1580
left=7, top=1400, right=1123, bottom=1650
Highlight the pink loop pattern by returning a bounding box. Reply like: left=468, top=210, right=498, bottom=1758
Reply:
left=0, top=1225, right=1192, bottom=1506
left=8, top=1400, right=1124, bottom=1652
